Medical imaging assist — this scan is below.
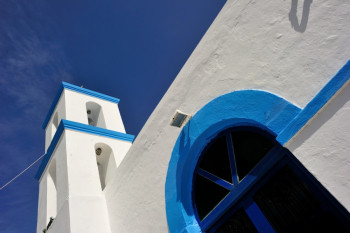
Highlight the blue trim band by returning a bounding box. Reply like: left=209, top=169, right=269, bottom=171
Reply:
left=42, top=84, right=64, bottom=129
left=35, top=119, right=134, bottom=180
left=63, top=119, right=135, bottom=142
left=62, top=82, right=120, bottom=104
left=42, top=82, right=120, bottom=129
left=277, top=60, right=350, bottom=145
left=165, top=61, right=350, bottom=233
left=35, top=120, right=65, bottom=180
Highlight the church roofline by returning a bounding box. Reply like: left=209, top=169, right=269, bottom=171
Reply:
left=42, top=82, right=120, bottom=129
left=35, top=119, right=134, bottom=181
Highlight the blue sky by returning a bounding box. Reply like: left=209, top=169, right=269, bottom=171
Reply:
left=0, top=0, right=225, bottom=232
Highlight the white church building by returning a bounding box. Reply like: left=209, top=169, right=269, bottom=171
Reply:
left=36, top=0, right=350, bottom=232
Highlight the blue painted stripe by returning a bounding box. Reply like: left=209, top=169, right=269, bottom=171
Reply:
left=245, top=201, right=275, bottom=233
left=226, top=133, right=238, bottom=186
left=42, top=82, right=120, bottom=129
left=277, top=60, right=350, bottom=145
left=62, top=82, right=120, bottom=104
left=41, top=84, right=64, bottom=129
left=197, top=169, right=234, bottom=190
left=35, top=119, right=134, bottom=180
left=35, top=120, right=65, bottom=180
left=63, top=119, right=135, bottom=142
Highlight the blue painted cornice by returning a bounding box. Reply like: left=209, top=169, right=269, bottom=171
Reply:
left=42, top=82, right=120, bottom=129
left=35, top=119, right=134, bottom=180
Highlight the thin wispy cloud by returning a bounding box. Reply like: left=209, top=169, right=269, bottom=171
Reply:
left=0, top=0, right=73, bottom=178
left=0, top=0, right=226, bottom=231
left=0, top=1, right=73, bottom=232
left=0, top=5, right=73, bottom=114
left=0, top=1, right=73, bottom=135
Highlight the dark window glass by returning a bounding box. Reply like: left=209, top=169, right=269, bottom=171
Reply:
left=193, top=127, right=350, bottom=232
left=231, top=131, right=274, bottom=181
left=211, top=208, right=258, bottom=233
left=254, top=166, right=350, bottom=233
left=199, top=135, right=232, bottom=183
left=194, top=174, right=229, bottom=220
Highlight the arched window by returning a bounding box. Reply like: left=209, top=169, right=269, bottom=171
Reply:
left=94, top=143, right=117, bottom=190
left=86, top=102, right=106, bottom=128
left=47, top=159, right=57, bottom=221
left=193, top=127, right=350, bottom=232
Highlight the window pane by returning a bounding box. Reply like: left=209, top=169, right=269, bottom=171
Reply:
left=231, top=131, right=274, bottom=181
left=211, top=208, right=258, bottom=233
left=199, top=135, right=233, bottom=183
left=254, top=166, right=350, bottom=232
left=194, top=174, right=230, bottom=221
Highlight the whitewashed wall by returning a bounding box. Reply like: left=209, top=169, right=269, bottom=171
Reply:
left=38, top=87, right=131, bottom=233
left=37, top=134, right=68, bottom=233
left=64, top=89, right=126, bottom=133
left=38, top=129, right=132, bottom=233
left=287, top=80, right=350, bottom=210
left=104, top=0, right=350, bottom=232
left=44, top=89, right=126, bottom=151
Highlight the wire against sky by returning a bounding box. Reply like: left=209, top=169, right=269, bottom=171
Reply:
left=0, top=154, right=45, bottom=191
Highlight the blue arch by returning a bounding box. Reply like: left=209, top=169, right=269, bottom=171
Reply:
left=164, top=90, right=301, bottom=233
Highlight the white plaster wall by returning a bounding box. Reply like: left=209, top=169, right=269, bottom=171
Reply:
left=286, top=81, right=350, bottom=210
left=36, top=174, right=48, bottom=233
left=95, top=145, right=117, bottom=190
left=64, top=130, right=132, bottom=195
left=40, top=84, right=134, bottom=232
left=103, top=0, right=350, bottom=232
left=55, top=134, right=69, bottom=214
left=45, top=201, right=71, bottom=233
left=46, top=170, right=57, bottom=222
left=64, top=89, right=126, bottom=133
left=45, top=88, right=126, bottom=151
left=37, top=134, right=69, bottom=233
left=64, top=131, right=111, bottom=233
left=59, top=129, right=132, bottom=233
left=64, top=130, right=131, bottom=195
left=105, top=151, right=117, bottom=189
left=39, top=127, right=132, bottom=233
left=68, top=196, right=111, bottom=233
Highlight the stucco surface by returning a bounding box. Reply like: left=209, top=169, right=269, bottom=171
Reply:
left=64, top=89, right=126, bottom=133
left=37, top=86, right=130, bottom=233
left=45, top=88, right=126, bottom=151
left=104, top=0, right=350, bottom=232
left=287, top=81, right=350, bottom=210
left=38, top=128, right=132, bottom=233
left=37, top=134, right=68, bottom=233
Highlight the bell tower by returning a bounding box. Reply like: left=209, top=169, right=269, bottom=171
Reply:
left=36, top=82, right=134, bottom=233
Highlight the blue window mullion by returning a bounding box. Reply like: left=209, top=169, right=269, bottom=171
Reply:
left=226, top=133, right=238, bottom=186
left=197, top=168, right=234, bottom=191
left=245, top=201, right=275, bottom=233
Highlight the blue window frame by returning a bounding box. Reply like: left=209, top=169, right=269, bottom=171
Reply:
left=165, top=74, right=350, bottom=233
left=193, top=127, right=350, bottom=232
